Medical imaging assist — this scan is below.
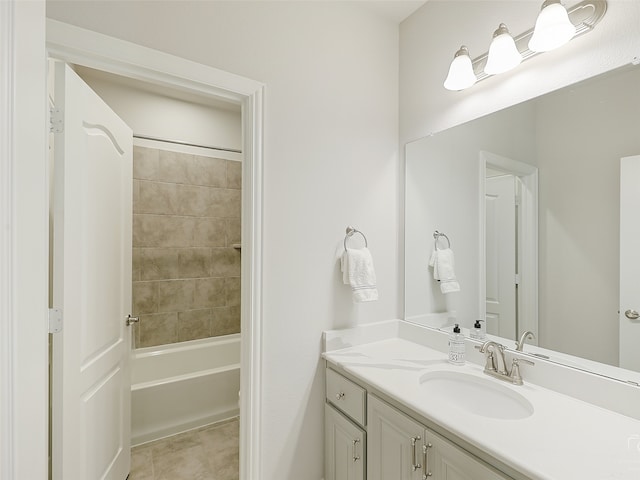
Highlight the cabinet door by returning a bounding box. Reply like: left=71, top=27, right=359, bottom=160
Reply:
left=425, top=429, right=510, bottom=480
left=325, top=404, right=365, bottom=480
left=367, top=395, right=424, bottom=480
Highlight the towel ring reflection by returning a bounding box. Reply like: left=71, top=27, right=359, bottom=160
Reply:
left=433, top=230, right=451, bottom=250
left=344, top=226, right=368, bottom=250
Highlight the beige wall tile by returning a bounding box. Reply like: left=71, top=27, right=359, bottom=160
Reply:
left=209, top=189, right=241, bottom=218
left=176, top=184, right=211, bottom=217
left=210, top=248, right=241, bottom=277
left=194, top=218, right=227, bottom=247
left=133, top=215, right=195, bottom=248
left=226, top=160, right=242, bottom=190
left=139, top=248, right=180, bottom=281
left=133, top=281, right=158, bottom=315
left=137, top=181, right=179, bottom=215
left=178, top=248, right=211, bottom=278
left=211, top=307, right=240, bottom=336
left=133, top=146, right=159, bottom=180
left=178, top=309, right=211, bottom=342
left=132, top=147, right=243, bottom=348
left=133, top=179, right=140, bottom=211
left=225, top=277, right=241, bottom=307
left=132, top=247, right=142, bottom=282
left=157, top=279, right=195, bottom=313
left=138, top=312, right=178, bottom=347
left=194, top=155, right=227, bottom=188
left=157, top=150, right=194, bottom=185
left=193, top=277, right=226, bottom=309
left=226, top=218, right=241, bottom=246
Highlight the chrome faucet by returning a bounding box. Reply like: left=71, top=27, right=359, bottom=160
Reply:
left=515, top=331, right=535, bottom=352
left=476, top=341, right=508, bottom=375
left=475, top=340, right=535, bottom=385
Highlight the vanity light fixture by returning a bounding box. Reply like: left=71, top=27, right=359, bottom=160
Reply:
left=443, top=0, right=607, bottom=91
left=484, top=24, right=522, bottom=75
left=443, top=46, right=477, bottom=91
left=529, top=0, right=576, bottom=52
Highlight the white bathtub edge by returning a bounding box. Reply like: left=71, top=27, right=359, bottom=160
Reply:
left=131, top=410, right=240, bottom=447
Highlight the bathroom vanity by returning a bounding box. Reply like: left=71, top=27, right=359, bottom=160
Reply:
left=323, top=320, right=640, bottom=480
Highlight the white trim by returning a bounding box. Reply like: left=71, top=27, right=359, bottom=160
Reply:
left=132, top=137, right=243, bottom=162
left=46, top=20, right=264, bottom=480
left=479, top=151, right=539, bottom=342
left=0, top=2, right=16, bottom=478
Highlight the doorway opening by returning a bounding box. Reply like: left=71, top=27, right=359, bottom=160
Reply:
left=47, top=20, right=263, bottom=480
left=479, top=151, right=538, bottom=343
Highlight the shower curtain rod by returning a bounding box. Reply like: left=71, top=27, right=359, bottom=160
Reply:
left=133, top=134, right=242, bottom=154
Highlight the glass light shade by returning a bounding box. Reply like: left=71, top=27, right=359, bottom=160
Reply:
left=484, top=24, right=522, bottom=75
left=443, top=46, right=477, bottom=91
left=528, top=1, right=576, bottom=52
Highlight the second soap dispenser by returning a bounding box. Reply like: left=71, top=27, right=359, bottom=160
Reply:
left=448, top=324, right=465, bottom=365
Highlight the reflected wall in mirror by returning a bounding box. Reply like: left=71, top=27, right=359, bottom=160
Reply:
left=405, top=64, right=640, bottom=377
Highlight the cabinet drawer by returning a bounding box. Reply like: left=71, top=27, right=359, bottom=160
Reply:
left=326, top=368, right=366, bottom=426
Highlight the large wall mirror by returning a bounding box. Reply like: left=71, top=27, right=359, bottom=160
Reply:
left=405, top=63, right=640, bottom=382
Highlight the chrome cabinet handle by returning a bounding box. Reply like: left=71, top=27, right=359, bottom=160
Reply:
left=411, top=436, right=422, bottom=471
left=352, top=438, right=360, bottom=462
left=422, top=442, right=432, bottom=479
left=335, top=392, right=345, bottom=400
left=126, top=314, right=139, bottom=326
left=625, top=309, right=640, bottom=320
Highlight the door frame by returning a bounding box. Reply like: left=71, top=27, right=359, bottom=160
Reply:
left=46, top=19, right=264, bottom=480
left=478, top=151, right=538, bottom=342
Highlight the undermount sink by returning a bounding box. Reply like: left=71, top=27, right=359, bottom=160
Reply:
left=419, top=370, right=534, bottom=420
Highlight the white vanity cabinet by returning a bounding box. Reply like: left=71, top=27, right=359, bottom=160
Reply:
left=325, top=368, right=367, bottom=480
left=325, top=365, right=512, bottom=480
left=325, top=403, right=366, bottom=480
left=367, top=395, right=510, bottom=480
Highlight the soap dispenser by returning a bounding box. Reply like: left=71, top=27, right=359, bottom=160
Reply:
left=448, top=324, right=465, bottom=365
left=471, top=319, right=486, bottom=341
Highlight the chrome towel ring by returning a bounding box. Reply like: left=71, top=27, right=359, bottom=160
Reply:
left=344, top=226, right=368, bottom=250
left=433, top=230, right=451, bottom=250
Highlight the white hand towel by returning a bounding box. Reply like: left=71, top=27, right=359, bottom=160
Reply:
left=429, top=248, right=460, bottom=294
left=341, top=247, right=378, bottom=303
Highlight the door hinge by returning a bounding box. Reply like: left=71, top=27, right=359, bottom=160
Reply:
left=50, top=107, right=64, bottom=133
left=515, top=273, right=521, bottom=285
left=514, top=192, right=522, bottom=207
left=49, top=308, right=63, bottom=333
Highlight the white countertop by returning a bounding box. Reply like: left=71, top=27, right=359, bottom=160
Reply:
left=323, top=336, right=640, bottom=480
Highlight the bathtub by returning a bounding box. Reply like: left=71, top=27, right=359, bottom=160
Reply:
left=131, top=334, right=240, bottom=446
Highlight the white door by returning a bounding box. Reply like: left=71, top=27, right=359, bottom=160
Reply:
left=620, top=155, right=640, bottom=371
left=485, top=175, right=517, bottom=339
left=51, top=63, right=133, bottom=480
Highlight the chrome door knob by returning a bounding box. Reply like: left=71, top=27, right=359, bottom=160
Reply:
left=625, top=309, right=640, bottom=320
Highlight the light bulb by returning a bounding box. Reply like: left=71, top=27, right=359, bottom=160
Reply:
left=484, top=24, right=522, bottom=76
left=444, top=46, right=477, bottom=91
left=529, top=0, right=575, bottom=52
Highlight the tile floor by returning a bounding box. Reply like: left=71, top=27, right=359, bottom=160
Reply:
left=129, top=417, right=239, bottom=480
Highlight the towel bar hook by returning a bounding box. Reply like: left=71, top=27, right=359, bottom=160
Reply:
left=433, top=230, right=451, bottom=250
left=345, top=226, right=368, bottom=250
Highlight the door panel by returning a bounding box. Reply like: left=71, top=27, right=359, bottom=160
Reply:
left=367, top=395, right=424, bottom=480
left=325, top=404, right=365, bottom=480
left=485, top=175, right=517, bottom=339
left=52, top=62, right=133, bottom=480
left=427, top=429, right=509, bottom=480
left=620, top=155, right=640, bottom=370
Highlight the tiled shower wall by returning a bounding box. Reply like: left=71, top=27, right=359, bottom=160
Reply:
left=132, top=146, right=241, bottom=348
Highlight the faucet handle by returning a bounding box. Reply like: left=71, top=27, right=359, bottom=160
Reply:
left=510, top=357, right=535, bottom=385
